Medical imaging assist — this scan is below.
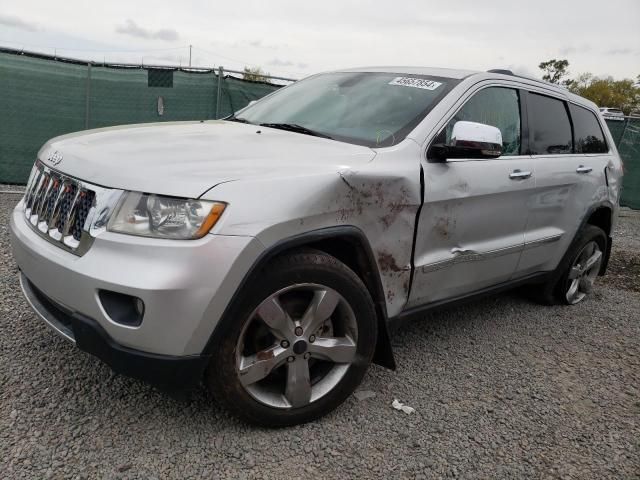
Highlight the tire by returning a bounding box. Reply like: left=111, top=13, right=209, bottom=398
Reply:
left=206, top=249, right=378, bottom=427
left=535, top=225, right=607, bottom=305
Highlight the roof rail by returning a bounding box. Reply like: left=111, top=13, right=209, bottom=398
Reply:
left=487, top=69, right=514, bottom=76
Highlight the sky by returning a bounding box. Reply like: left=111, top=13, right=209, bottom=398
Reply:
left=0, top=0, right=638, bottom=81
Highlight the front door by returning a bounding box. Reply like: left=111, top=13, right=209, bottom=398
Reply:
left=409, top=86, right=534, bottom=307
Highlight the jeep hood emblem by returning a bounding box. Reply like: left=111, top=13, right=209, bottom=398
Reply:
left=48, top=150, right=63, bottom=166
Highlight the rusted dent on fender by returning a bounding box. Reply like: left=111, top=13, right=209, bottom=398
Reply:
left=377, top=251, right=407, bottom=273
left=377, top=249, right=412, bottom=303
left=330, top=147, right=421, bottom=314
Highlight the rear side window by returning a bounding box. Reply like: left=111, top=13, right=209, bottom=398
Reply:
left=569, top=104, right=608, bottom=154
left=528, top=93, right=572, bottom=155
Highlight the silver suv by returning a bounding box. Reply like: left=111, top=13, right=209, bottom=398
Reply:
left=10, top=67, right=623, bottom=426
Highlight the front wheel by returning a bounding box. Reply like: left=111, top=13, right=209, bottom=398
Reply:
left=206, top=250, right=377, bottom=426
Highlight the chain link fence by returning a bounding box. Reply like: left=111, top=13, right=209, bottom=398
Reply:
left=1, top=48, right=639, bottom=209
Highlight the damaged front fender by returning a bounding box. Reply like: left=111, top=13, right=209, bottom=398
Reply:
left=208, top=139, right=423, bottom=318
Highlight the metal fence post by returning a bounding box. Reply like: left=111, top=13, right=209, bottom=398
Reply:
left=618, top=118, right=629, bottom=147
left=84, top=63, right=92, bottom=129
left=215, top=66, right=224, bottom=119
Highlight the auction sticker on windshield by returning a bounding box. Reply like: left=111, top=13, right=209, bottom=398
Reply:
left=389, top=77, right=442, bottom=90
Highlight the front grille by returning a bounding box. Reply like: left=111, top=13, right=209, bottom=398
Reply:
left=23, top=162, right=98, bottom=253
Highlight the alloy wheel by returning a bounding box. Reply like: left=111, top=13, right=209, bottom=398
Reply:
left=565, top=240, right=602, bottom=304
left=235, top=283, right=358, bottom=409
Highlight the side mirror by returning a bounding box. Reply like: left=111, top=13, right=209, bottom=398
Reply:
left=429, top=121, right=503, bottom=161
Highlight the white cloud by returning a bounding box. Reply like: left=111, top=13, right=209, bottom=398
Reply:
left=0, top=14, right=38, bottom=32
left=268, top=58, right=294, bottom=67
left=115, top=19, right=179, bottom=42
left=605, top=48, right=639, bottom=56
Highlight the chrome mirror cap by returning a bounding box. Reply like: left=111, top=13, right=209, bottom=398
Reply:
left=450, top=121, right=503, bottom=158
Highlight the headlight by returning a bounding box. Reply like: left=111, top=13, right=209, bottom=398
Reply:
left=108, top=192, right=226, bottom=239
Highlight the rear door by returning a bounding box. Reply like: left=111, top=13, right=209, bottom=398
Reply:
left=409, top=84, right=534, bottom=307
left=516, top=92, right=611, bottom=275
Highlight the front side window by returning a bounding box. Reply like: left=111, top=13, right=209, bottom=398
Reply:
left=235, top=72, right=458, bottom=147
left=570, top=104, right=608, bottom=154
left=528, top=93, right=572, bottom=155
left=442, top=87, right=522, bottom=155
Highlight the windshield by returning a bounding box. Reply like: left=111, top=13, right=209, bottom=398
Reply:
left=233, top=72, right=458, bottom=147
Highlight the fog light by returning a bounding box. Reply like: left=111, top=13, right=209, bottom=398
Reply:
left=98, top=290, right=145, bottom=327
left=134, top=298, right=145, bottom=317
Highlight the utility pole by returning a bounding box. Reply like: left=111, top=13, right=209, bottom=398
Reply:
left=189, top=45, right=192, bottom=67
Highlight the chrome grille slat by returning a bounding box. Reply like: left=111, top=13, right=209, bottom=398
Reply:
left=42, top=176, right=61, bottom=225
left=19, top=161, right=121, bottom=256
left=37, top=174, right=52, bottom=219
left=47, top=181, right=67, bottom=231
left=36, top=175, right=55, bottom=224
left=26, top=168, right=43, bottom=210
left=27, top=172, right=47, bottom=220
left=24, top=169, right=40, bottom=211
left=56, top=184, right=77, bottom=233
left=61, top=188, right=82, bottom=238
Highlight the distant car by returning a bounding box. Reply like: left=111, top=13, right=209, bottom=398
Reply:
left=599, top=107, right=625, bottom=121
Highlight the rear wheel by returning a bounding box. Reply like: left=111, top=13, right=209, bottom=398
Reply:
left=563, top=239, right=603, bottom=304
left=535, top=225, right=607, bottom=305
left=206, top=250, right=377, bottom=426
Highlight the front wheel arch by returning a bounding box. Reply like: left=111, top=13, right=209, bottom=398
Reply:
left=202, top=226, right=396, bottom=370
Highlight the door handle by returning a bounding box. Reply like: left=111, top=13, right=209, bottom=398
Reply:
left=509, top=169, right=532, bottom=180
left=576, top=165, right=592, bottom=174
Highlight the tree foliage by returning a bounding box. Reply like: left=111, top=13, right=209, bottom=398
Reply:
left=568, top=75, right=640, bottom=115
left=538, top=59, right=570, bottom=84
left=243, top=66, right=270, bottom=83
left=538, top=59, right=640, bottom=115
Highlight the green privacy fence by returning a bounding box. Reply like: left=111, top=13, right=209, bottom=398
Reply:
left=609, top=118, right=640, bottom=209
left=1, top=48, right=639, bottom=209
left=0, top=49, right=284, bottom=184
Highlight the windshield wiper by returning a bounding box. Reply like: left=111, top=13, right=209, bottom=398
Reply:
left=225, top=115, right=251, bottom=124
left=259, top=123, right=333, bottom=139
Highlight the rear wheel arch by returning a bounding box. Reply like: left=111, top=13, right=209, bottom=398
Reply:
left=203, top=226, right=396, bottom=369
left=583, top=203, right=614, bottom=275
left=586, top=206, right=612, bottom=236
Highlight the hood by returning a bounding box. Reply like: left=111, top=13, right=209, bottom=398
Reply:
left=38, top=121, right=376, bottom=198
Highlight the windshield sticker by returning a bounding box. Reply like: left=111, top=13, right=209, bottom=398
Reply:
left=389, top=77, right=442, bottom=90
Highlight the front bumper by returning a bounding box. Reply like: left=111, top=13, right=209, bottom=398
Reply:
left=10, top=201, right=264, bottom=358
left=19, top=273, right=208, bottom=389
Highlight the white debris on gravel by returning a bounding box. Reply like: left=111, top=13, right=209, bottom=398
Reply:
left=392, top=399, right=415, bottom=414
left=1, top=192, right=639, bottom=479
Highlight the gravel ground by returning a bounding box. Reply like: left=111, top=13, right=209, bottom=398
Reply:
left=1, top=192, right=638, bottom=479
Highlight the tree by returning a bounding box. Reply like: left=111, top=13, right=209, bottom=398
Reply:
left=568, top=75, right=640, bottom=115
left=537, top=58, right=640, bottom=114
left=538, top=59, right=570, bottom=84
left=243, top=66, right=270, bottom=83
